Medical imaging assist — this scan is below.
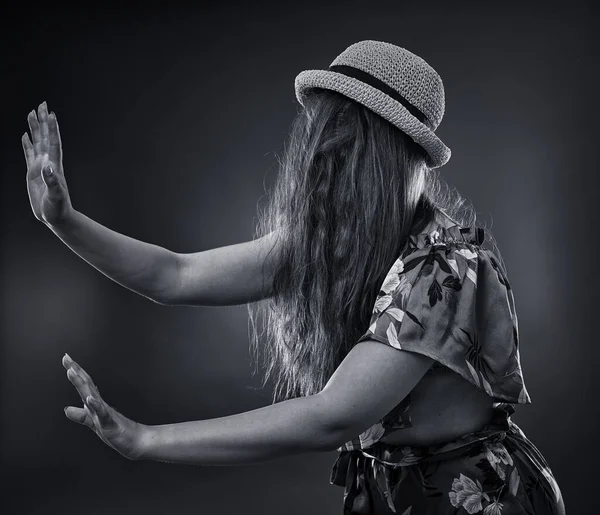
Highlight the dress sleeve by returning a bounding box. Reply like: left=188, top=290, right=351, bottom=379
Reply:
left=357, top=238, right=531, bottom=405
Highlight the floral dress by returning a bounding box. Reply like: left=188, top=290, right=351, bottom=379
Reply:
left=329, top=224, right=565, bottom=514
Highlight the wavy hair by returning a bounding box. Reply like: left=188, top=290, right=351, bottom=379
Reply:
left=247, top=88, right=499, bottom=404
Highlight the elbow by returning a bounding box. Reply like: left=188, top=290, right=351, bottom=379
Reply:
left=150, top=293, right=176, bottom=306
left=309, top=394, right=359, bottom=452
left=313, top=426, right=357, bottom=453
left=149, top=252, right=184, bottom=306
left=318, top=433, right=350, bottom=453
left=303, top=428, right=348, bottom=453
left=149, top=285, right=182, bottom=306
left=146, top=284, right=180, bottom=306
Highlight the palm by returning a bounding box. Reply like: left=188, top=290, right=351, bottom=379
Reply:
left=26, top=155, right=52, bottom=220
left=62, top=354, right=146, bottom=461
left=90, top=406, right=140, bottom=459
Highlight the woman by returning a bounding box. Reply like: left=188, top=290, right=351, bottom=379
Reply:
left=22, top=40, right=565, bottom=514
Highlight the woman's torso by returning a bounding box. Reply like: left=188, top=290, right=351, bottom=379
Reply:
left=378, top=364, right=496, bottom=446
left=379, top=211, right=495, bottom=447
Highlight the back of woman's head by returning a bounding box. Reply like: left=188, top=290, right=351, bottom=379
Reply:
left=248, top=88, right=482, bottom=403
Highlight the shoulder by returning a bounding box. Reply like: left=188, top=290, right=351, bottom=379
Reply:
left=391, top=224, right=487, bottom=278
left=399, top=224, right=509, bottom=279
left=375, top=223, right=513, bottom=320
left=403, top=223, right=486, bottom=256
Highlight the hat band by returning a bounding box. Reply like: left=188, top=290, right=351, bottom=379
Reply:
left=328, top=64, right=427, bottom=125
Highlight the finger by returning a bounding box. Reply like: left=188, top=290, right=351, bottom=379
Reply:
left=67, top=367, right=98, bottom=407
left=38, top=101, right=50, bottom=155
left=86, top=395, right=116, bottom=429
left=64, top=406, right=95, bottom=430
left=63, top=355, right=104, bottom=406
left=22, top=133, right=35, bottom=167
left=63, top=354, right=100, bottom=393
left=27, top=110, right=42, bottom=156
left=48, top=111, right=62, bottom=165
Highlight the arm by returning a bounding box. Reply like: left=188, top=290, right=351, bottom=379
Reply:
left=63, top=340, right=432, bottom=465
left=173, top=229, right=281, bottom=306
left=23, top=102, right=280, bottom=307
left=139, top=395, right=338, bottom=465
left=49, top=210, right=180, bottom=304
left=136, top=340, right=433, bottom=465
left=63, top=351, right=341, bottom=463
left=51, top=211, right=280, bottom=306
left=62, top=341, right=432, bottom=465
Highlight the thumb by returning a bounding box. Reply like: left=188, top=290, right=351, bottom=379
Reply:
left=86, top=395, right=113, bottom=428
left=41, top=164, right=61, bottom=197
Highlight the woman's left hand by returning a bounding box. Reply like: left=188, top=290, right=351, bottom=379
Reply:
left=62, top=353, right=147, bottom=461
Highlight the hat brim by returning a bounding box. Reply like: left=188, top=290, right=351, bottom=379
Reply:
left=294, top=69, right=451, bottom=169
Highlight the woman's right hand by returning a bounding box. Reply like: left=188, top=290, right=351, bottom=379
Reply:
left=22, top=101, right=73, bottom=226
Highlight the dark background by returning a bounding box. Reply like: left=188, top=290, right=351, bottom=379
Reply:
left=1, top=2, right=597, bottom=514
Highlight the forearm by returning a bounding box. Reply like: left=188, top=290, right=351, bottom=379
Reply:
left=139, top=394, right=342, bottom=466
left=49, top=209, right=179, bottom=303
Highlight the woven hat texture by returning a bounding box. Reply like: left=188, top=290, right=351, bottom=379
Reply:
left=295, top=40, right=451, bottom=169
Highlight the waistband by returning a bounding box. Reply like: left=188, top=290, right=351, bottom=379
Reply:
left=330, top=403, right=516, bottom=514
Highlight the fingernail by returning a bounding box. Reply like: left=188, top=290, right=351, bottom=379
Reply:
left=43, top=165, right=54, bottom=176
left=63, top=407, right=68, bottom=414
left=65, top=352, right=71, bottom=361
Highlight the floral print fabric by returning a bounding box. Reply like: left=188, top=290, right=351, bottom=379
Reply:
left=338, top=224, right=531, bottom=452
left=330, top=404, right=565, bottom=514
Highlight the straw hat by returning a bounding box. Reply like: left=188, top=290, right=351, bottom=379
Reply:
left=294, top=40, right=451, bottom=169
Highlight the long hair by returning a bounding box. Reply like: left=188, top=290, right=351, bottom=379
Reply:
left=247, top=88, right=499, bottom=404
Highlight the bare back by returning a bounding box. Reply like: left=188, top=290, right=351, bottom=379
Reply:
left=379, top=367, right=496, bottom=446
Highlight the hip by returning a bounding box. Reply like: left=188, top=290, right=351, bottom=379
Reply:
left=330, top=404, right=565, bottom=514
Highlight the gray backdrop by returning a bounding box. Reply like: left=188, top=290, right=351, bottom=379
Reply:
left=1, top=2, right=597, bottom=514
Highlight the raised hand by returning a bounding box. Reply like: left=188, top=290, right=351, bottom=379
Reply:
left=23, top=102, right=73, bottom=226
left=62, top=353, right=147, bottom=461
